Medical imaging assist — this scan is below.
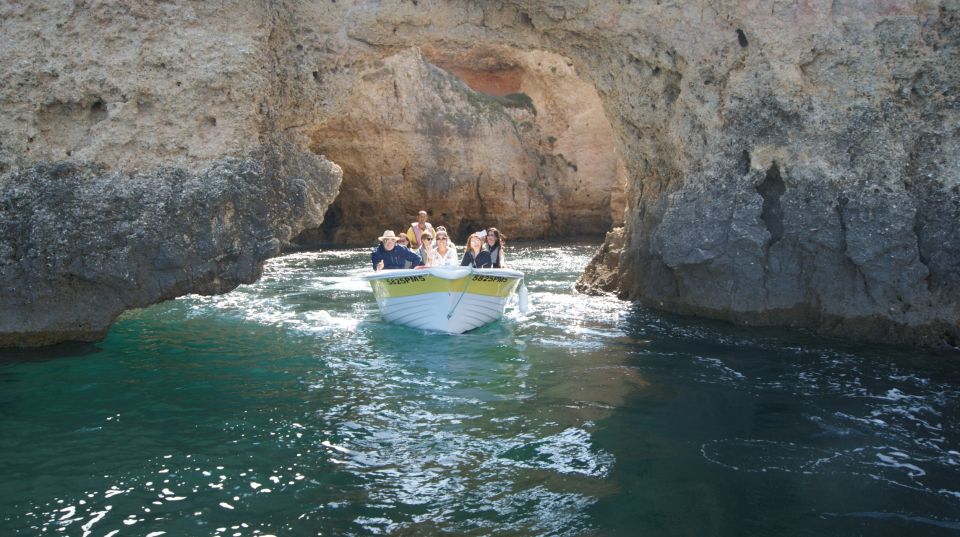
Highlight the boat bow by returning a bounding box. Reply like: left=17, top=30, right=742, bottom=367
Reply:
left=362, top=267, right=524, bottom=333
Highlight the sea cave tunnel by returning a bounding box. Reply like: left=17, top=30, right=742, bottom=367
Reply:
left=292, top=44, right=627, bottom=247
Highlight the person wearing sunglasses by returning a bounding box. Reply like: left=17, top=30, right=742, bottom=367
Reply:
left=417, top=231, right=438, bottom=267
left=432, top=229, right=459, bottom=266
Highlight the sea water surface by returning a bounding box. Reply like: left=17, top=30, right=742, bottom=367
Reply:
left=2, top=242, right=960, bottom=536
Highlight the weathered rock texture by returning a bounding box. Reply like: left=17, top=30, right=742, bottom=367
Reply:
left=2, top=1, right=958, bottom=348
left=0, top=149, right=339, bottom=346
left=0, top=1, right=271, bottom=173
left=295, top=46, right=625, bottom=246
left=0, top=1, right=342, bottom=345
left=568, top=2, right=960, bottom=348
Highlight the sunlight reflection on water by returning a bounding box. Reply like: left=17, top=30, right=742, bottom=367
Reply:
left=2, top=242, right=960, bottom=536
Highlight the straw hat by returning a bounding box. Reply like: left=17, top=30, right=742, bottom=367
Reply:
left=378, top=230, right=401, bottom=241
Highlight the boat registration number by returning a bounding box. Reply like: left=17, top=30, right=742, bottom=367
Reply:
left=386, top=276, right=427, bottom=285
left=473, top=275, right=508, bottom=283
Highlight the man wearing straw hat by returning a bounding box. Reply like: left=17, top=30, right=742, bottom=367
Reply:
left=371, top=230, right=423, bottom=271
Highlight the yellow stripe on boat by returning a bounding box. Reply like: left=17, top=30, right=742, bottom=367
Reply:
left=369, top=272, right=518, bottom=299
left=361, top=267, right=525, bottom=333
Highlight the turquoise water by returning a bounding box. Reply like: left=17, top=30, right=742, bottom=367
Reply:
left=2, top=242, right=960, bottom=536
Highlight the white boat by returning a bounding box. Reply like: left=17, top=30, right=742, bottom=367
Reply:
left=362, top=266, right=526, bottom=333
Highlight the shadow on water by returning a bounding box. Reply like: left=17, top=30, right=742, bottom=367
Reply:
left=0, top=340, right=102, bottom=366
left=586, top=304, right=960, bottom=537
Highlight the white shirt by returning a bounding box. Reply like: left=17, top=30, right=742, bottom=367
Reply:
left=418, top=246, right=438, bottom=266
left=432, top=245, right=459, bottom=266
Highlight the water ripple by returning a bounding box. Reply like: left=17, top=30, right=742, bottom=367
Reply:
left=4, top=242, right=960, bottom=536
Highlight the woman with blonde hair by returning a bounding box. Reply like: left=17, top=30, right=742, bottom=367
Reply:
left=433, top=228, right=459, bottom=266
left=460, top=233, right=491, bottom=268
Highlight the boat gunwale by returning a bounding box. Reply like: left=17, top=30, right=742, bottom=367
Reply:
left=361, top=267, right=524, bottom=282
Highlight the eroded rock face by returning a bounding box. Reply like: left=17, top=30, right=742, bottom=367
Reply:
left=0, top=1, right=272, bottom=173
left=295, top=46, right=624, bottom=246
left=423, top=45, right=627, bottom=238
left=298, top=47, right=549, bottom=244
left=570, top=4, right=960, bottom=348
left=0, top=145, right=340, bottom=346
left=0, top=1, right=343, bottom=346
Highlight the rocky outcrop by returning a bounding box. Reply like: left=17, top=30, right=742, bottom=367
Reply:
left=576, top=227, right=627, bottom=297
left=2, top=1, right=958, bottom=348
left=0, top=146, right=340, bottom=346
left=570, top=3, right=960, bottom=348
left=0, top=1, right=343, bottom=346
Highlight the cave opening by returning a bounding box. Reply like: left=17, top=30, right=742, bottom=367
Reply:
left=293, top=44, right=626, bottom=248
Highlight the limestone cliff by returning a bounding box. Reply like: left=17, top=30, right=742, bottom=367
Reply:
left=0, top=1, right=342, bottom=345
left=288, top=1, right=960, bottom=347
left=294, top=45, right=624, bottom=245
left=2, top=1, right=958, bottom=348
left=566, top=2, right=960, bottom=348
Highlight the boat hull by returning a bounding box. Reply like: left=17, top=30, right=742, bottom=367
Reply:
left=362, top=267, right=523, bottom=333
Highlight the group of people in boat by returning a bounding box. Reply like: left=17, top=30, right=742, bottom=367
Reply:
left=371, top=210, right=506, bottom=271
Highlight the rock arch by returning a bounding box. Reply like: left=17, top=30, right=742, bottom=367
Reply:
left=292, top=45, right=626, bottom=246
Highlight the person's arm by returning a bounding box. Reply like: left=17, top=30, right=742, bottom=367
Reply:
left=371, top=249, right=381, bottom=271
left=460, top=252, right=472, bottom=266
left=499, top=246, right=505, bottom=268
left=404, top=247, right=424, bottom=267
left=476, top=250, right=492, bottom=268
